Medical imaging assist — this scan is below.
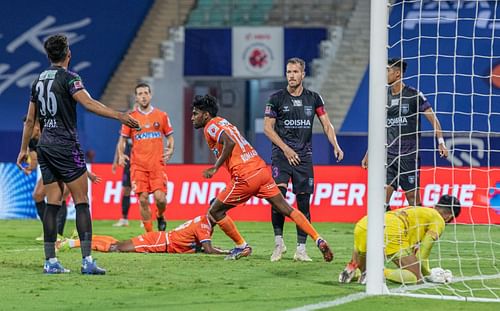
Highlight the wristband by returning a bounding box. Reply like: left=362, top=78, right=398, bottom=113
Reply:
left=438, top=137, right=445, bottom=145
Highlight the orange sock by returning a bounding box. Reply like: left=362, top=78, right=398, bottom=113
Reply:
left=289, top=210, right=320, bottom=241
left=143, top=220, right=153, bottom=232
left=92, top=235, right=118, bottom=252
left=216, top=215, right=246, bottom=246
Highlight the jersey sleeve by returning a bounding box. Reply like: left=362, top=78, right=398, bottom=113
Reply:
left=121, top=123, right=131, bottom=138
left=417, top=91, right=432, bottom=112
left=205, top=121, right=223, bottom=144
left=163, top=112, right=174, bottom=136
left=66, top=71, right=86, bottom=96
left=30, top=79, right=38, bottom=103
left=264, top=94, right=278, bottom=118
left=195, top=223, right=212, bottom=243
left=314, top=92, right=326, bottom=117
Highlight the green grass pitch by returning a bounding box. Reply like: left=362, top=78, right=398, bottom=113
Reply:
left=0, top=219, right=499, bottom=310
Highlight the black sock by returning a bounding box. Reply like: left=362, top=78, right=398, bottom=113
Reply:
left=43, top=204, right=60, bottom=259
left=56, top=201, right=67, bottom=236
left=296, top=194, right=311, bottom=245
left=122, top=195, right=130, bottom=219
left=75, top=203, right=92, bottom=258
left=35, top=201, right=46, bottom=221
left=272, top=187, right=288, bottom=236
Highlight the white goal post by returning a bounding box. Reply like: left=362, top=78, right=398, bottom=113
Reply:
left=366, top=0, right=500, bottom=302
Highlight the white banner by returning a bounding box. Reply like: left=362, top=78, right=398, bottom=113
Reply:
left=232, top=27, right=284, bottom=78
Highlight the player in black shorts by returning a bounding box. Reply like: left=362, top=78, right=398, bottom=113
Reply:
left=361, top=58, right=448, bottom=209
left=264, top=57, right=344, bottom=262
left=16, top=34, right=138, bottom=274
left=112, top=134, right=132, bottom=227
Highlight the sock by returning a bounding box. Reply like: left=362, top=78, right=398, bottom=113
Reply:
left=122, top=195, right=130, bottom=219
left=84, top=255, right=93, bottom=263
left=143, top=220, right=153, bottom=232
left=288, top=210, right=320, bottom=242
left=297, top=243, right=306, bottom=252
left=35, top=201, right=46, bottom=221
left=216, top=215, right=246, bottom=246
left=48, top=257, right=58, bottom=264
left=56, top=200, right=67, bottom=236
left=275, top=235, right=284, bottom=246
left=43, top=204, right=60, bottom=259
left=271, top=187, right=287, bottom=236
left=75, top=203, right=92, bottom=258
left=384, top=268, right=418, bottom=284
left=296, top=194, right=311, bottom=245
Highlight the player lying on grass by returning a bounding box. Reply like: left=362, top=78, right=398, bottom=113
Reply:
left=338, top=194, right=461, bottom=285
left=57, top=214, right=228, bottom=255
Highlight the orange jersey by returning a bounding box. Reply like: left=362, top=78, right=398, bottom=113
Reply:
left=204, top=117, right=266, bottom=178
left=121, top=107, right=173, bottom=171
left=167, top=215, right=213, bottom=253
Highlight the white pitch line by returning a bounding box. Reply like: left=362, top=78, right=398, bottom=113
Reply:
left=285, top=292, right=368, bottom=311
left=5, top=247, right=41, bottom=252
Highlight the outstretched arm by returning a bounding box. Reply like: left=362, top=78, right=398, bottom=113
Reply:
left=318, top=113, right=344, bottom=162
left=73, top=90, right=139, bottom=128
left=423, top=107, right=448, bottom=158
left=201, top=241, right=229, bottom=255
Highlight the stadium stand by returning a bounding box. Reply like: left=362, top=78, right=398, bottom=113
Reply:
left=101, top=0, right=195, bottom=112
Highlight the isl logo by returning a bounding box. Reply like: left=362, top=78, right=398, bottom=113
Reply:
left=243, top=43, right=274, bottom=74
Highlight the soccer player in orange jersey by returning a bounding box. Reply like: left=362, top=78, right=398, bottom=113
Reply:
left=57, top=214, right=228, bottom=255
left=191, top=94, right=334, bottom=262
left=119, top=83, right=174, bottom=232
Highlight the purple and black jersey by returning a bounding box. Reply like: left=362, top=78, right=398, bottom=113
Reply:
left=265, top=88, right=326, bottom=158
left=30, top=66, right=85, bottom=146
left=386, top=85, right=432, bottom=157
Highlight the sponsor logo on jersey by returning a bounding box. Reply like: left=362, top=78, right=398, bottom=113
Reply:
left=265, top=105, right=272, bottom=114
left=304, top=106, right=313, bottom=117
left=408, top=175, right=415, bottom=184
left=389, top=98, right=399, bottom=107
left=240, top=149, right=258, bottom=162
left=291, top=99, right=302, bottom=107
left=73, top=80, right=83, bottom=89
left=144, top=123, right=150, bottom=129
left=134, top=131, right=161, bottom=140
left=387, top=116, right=408, bottom=127
left=401, top=104, right=409, bottom=115
left=40, top=70, right=57, bottom=80
left=154, top=122, right=160, bottom=129
left=284, top=119, right=311, bottom=127
left=283, top=106, right=290, bottom=112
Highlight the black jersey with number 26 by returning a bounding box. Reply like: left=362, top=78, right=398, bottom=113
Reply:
left=265, top=88, right=326, bottom=158
left=30, top=66, right=86, bottom=146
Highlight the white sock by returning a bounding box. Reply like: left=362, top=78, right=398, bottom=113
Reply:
left=84, top=256, right=93, bottom=263
left=275, top=235, right=284, bottom=246
left=48, top=257, right=58, bottom=264
left=297, top=243, right=306, bottom=252
left=236, top=242, right=247, bottom=249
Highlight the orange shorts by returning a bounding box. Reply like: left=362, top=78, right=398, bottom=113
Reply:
left=217, top=167, right=280, bottom=205
left=131, top=168, right=167, bottom=194
left=130, top=231, right=169, bottom=253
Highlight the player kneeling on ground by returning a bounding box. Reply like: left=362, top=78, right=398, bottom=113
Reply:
left=338, top=195, right=461, bottom=285
left=57, top=214, right=228, bottom=255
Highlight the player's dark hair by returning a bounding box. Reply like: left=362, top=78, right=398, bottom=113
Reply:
left=135, top=83, right=151, bottom=94
left=44, top=34, right=69, bottom=63
left=388, top=58, right=407, bottom=73
left=287, top=57, right=306, bottom=72
left=192, top=94, right=218, bottom=117
left=436, top=194, right=461, bottom=219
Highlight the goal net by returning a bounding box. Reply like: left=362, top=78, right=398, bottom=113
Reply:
left=383, top=0, right=500, bottom=302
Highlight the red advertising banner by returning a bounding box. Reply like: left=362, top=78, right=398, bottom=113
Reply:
left=90, top=164, right=500, bottom=224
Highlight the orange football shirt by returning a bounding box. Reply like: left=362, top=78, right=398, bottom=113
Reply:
left=167, top=215, right=213, bottom=253
left=204, top=117, right=267, bottom=178
left=121, top=107, right=173, bottom=171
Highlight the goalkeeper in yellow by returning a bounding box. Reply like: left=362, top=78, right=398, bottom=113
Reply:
left=339, top=194, right=461, bottom=284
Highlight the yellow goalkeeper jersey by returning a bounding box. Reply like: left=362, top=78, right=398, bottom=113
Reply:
left=389, top=206, right=446, bottom=247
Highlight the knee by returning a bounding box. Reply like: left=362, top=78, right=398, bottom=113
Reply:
left=208, top=205, right=225, bottom=221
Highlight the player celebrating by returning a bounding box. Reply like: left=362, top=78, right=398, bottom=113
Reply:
left=119, top=83, right=174, bottom=232
left=57, top=214, right=228, bottom=255
left=264, top=57, right=344, bottom=262
left=338, top=195, right=461, bottom=285
left=362, top=58, right=448, bottom=209
left=16, top=34, right=139, bottom=274
left=191, top=94, right=333, bottom=262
